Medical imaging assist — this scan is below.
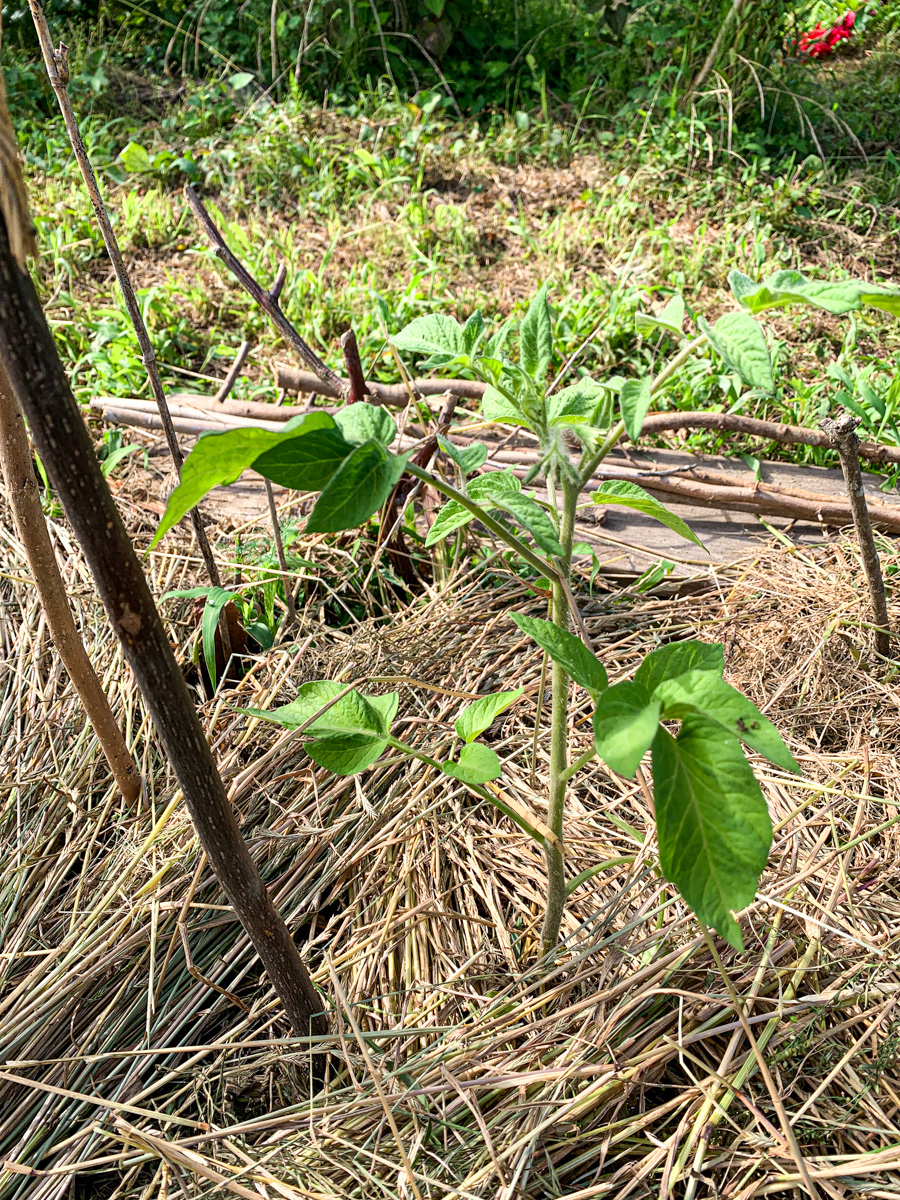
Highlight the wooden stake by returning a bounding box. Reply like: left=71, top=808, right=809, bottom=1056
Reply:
left=0, top=365, right=141, bottom=806
left=821, top=411, right=891, bottom=658
left=0, top=217, right=326, bottom=1039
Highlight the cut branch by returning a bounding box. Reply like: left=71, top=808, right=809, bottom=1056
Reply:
left=821, top=411, right=892, bottom=657
left=184, top=185, right=345, bottom=395
left=340, top=329, right=369, bottom=404
left=213, top=340, right=251, bottom=404
left=0, top=365, right=141, bottom=806
left=0, top=217, right=325, bottom=1039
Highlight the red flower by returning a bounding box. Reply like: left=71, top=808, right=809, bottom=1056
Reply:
left=797, top=8, right=856, bottom=58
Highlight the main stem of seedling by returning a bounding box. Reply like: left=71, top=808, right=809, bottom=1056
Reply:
left=541, top=476, right=578, bottom=955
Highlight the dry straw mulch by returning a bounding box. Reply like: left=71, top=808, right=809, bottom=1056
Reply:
left=1, top=493, right=900, bottom=1199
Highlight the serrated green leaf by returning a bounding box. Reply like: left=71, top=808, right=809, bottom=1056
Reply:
left=455, top=689, right=524, bottom=743
left=253, top=426, right=353, bottom=491
left=306, top=441, right=410, bottom=533
left=634, top=640, right=724, bottom=695
left=390, top=314, right=466, bottom=363
left=481, top=385, right=531, bottom=428
left=468, top=470, right=521, bottom=500
left=652, top=716, right=773, bottom=949
left=698, top=312, right=774, bottom=395
left=492, top=492, right=564, bottom=555
left=729, top=268, right=900, bottom=317
left=546, top=379, right=612, bottom=427
left=437, top=434, right=488, bottom=477
left=334, top=402, right=397, bottom=447
left=635, top=295, right=685, bottom=338
left=152, top=413, right=335, bottom=547
left=592, top=480, right=703, bottom=548
left=441, top=741, right=502, bottom=785
left=592, top=680, right=661, bottom=778
left=519, top=282, right=553, bottom=381
left=424, top=499, right=474, bottom=546
left=652, top=670, right=800, bottom=773
left=618, top=376, right=653, bottom=441
left=511, top=613, right=607, bottom=695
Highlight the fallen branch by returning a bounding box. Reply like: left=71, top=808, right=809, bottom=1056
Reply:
left=275, top=363, right=487, bottom=405
left=274, top=364, right=900, bottom=467
left=0, top=215, right=325, bottom=1039
left=184, top=185, right=345, bottom=396
left=94, top=398, right=900, bottom=534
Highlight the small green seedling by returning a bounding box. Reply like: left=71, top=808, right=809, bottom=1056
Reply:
left=153, top=268, right=900, bottom=955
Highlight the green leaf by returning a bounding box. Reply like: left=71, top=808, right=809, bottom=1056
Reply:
left=199, top=587, right=235, bottom=687
left=634, top=640, right=724, bottom=695
left=519, top=283, right=553, bottom=381
left=635, top=295, right=685, bottom=339
left=462, top=310, right=485, bottom=355
left=652, top=716, right=773, bottom=949
left=240, top=681, right=397, bottom=776
left=228, top=71, right=255, bottom=90
left=118, top=141, right=152, bottom=173
left=152, top=413, right=334, bottom=547
left=652, top=670, right=800, bottom=773
left=334, top=403, right=397, bottom=447
left=729, top=268, right=900, bottom=318
left=618, top=376, right=653, bottom=441
left=546, top=379, right=612, bottom=428
left=306, top=441, right=410, bottom=533
left=99, top=443, right=143, bottom=478
left=481, top=385, right=531, bottom=428
left=424, top=469, right=522, bottom=546
left=510, top=613, right=608, bottom=695
left=698, top=312, right=774, bottom=395
left=455, top=689, right=524, bottom=743
left=437, top=434, right=487, bottom=477
left=468, top=470, right=520, bottom=500
left=252, top=427, right=353, bottom=491
left=492, top=492, right=564, bottom=556
left=591, top=480, right=703, bottom=548
left=390, top=314, right=465, bottom=363
left=424, top=499, right=474, bottom=546
left=592, top=680, right=661, bottom=778
left=441, top=742, right=502, bottom=785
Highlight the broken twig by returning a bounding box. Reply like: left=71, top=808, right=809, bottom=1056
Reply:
left=821, top=411, right=891, bottom=657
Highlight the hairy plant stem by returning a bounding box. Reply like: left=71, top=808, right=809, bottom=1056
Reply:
left=540, top=476, right=578, bottom=957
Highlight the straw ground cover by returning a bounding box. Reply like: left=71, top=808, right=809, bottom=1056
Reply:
left=2, top=457, right=900, bottom=1197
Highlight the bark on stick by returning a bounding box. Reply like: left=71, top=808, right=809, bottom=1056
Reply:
left=821, top=411, right=892, bottom=658
left=0, top=365, right=141, bottom=805
left=0, top=219, right=326, bottom=1038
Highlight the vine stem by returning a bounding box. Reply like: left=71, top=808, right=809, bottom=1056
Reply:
left=540, top=477, right=578, bottom=957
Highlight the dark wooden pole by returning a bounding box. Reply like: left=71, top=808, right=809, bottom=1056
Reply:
left=821, top=411, right=892, bottom=658
left=0, top=217, right=326, bottom=1039
left=340, top=329, right=370, bottom=404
